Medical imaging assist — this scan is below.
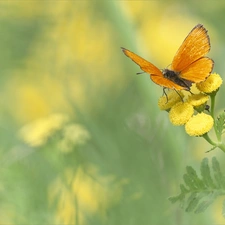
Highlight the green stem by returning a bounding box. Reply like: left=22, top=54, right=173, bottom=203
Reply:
left=210, top=92, right=221, bottom=141
left=218, top=143, right=225, bottom=152
left=202, top=133, right=225, bottom=153
left=202, top=133, right=217, bottom=146
left=210, top=93, right=216, bottom=120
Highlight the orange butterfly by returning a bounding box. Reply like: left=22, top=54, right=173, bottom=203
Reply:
left=121, top=24, right=214, bottom=91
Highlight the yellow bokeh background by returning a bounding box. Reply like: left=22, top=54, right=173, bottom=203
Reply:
left=0, top=1, right=225, bottom=224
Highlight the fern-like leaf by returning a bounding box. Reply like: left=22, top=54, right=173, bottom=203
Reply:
left=212, top=157, right=225, bottom=189
left=215, top=111, right=225, bottom=138
left=200, top=158, right=216, bottom=188
left=169, top=157, right=225, bottom=216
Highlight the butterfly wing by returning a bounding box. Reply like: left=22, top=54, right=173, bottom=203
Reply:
left=121, top=47, right=186, bottom=90
left=121, top=47, right=162, bottom=75
left=171, top=24, right=211, bottom=73
left=179, top=57, right=214, bottom=82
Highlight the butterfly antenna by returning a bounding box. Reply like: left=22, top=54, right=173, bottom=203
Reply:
left=166, top=63, right=172, bottom=69
left=136, top=72, right=145, bottom=75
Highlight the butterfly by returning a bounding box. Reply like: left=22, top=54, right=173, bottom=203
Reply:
left=121, top=24, right=214, bottom=91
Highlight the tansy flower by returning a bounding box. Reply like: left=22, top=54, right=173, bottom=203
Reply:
left=169, top=102, right=194, bottom=126
left=185, top=113, right=214, bottom=136
left=187, top=93, right=209, bottom=107
left=19, top=113, right=68, bottom=147
left=190, top=84, right=201, bottom=94
left=58, top=124, right=90, bottom=153
left=187, top=93, right=209, bottom=112
left=196, top=73, right=223, bottom=93
left=158, top=90, right=184, bottom=111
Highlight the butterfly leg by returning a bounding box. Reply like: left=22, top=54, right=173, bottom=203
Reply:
left=162, top=87, right=169, bottom=103
left=174, top=89, right=184, bottom=102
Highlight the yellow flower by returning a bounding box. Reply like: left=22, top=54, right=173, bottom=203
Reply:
left=158, top=90, right=184, bottom=111
left=49, top=166, right=127, bottom=224
left=190, top=84, right=201, bottom=94
left=19, top=113, right=68, bottom=147
left=196, top=73, right=223, bottom=93
left=185, top=113, right=214, bottom=136
left=187, top=93, right=209, bottom=107
left=58, top=124, right=90, bottom=153
left=169, top=102, right=194, bottom=126
left=188, top=93, right=209, bottom=113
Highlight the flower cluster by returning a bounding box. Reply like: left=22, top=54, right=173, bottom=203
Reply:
left=158, top=73, right=223, bottom=136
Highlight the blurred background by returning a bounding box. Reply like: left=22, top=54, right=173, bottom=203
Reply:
left=0, top=1, right=225, bottom=224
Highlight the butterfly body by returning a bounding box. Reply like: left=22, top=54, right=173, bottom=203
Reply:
left=121, top=24, right=214, bottom=91
left=162, top=69, right=192, bottom=90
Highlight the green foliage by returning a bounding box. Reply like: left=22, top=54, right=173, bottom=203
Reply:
left=203, top=110, right=225, bottom=152
left=215, top=111, right=225, bottom=139
left=169, top=157, right=225, bottom=215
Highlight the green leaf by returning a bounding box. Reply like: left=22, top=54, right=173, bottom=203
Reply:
left=180, top=183, right=189, bottom=193
left=169, top=185, right=187, bottom=203
left=170, top=157, right=225, bottom=215
left=200, top=158, right=215, bottom=188
left=186, top=166, right=205, bottom=189
left=212, top=156, right=225, bottom=189
left=183, top=173, right=195, bottom=190
left=168, top=195, right=180, bottom=204
left=186, top=192, right=198, bottom=212
left=194, top=198, right=214, bottom=213
left=215, top=111, right=225, bottom=138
